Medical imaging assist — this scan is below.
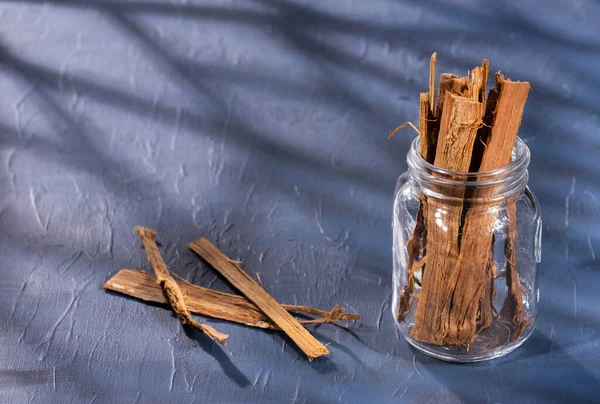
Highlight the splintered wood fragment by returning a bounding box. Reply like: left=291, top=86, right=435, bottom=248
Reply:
left=478, top=249, right=496, bottom=328
left=480, top=60, right=489, bottom=111
left=134, top=227, right=228, bottom=345
left=419, top=92, right=437, bottom=163
left=429, top=52, right=437, bottom=115
left=411, top=93, right=482, bottom=344
left=437, top=74, right=470, bottom=117
left=189, top=238, right=329, bottom=360
left=104, top=269, right=359, bottom=330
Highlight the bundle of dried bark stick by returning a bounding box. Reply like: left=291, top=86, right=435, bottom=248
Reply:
left=392, top=54, right=530, bottom=346
left=105, top=227, right=359, bottom=360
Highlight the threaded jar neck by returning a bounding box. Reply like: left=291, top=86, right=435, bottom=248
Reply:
left=407, top=137, right=530, bottom=203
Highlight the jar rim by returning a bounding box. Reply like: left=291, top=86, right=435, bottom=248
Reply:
left=408, top=136, right=530, bottom=181
left=406, top=136, right=531, bottom=201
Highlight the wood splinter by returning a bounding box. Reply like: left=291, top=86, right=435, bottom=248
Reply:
left=134, top=227, right=228, bottom=345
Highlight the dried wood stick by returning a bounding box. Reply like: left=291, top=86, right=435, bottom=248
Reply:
left=398, top=56, right=441, bottom=321
left=432, top=92, right=482, bottom=171
left=396, top=92, right=435, bottom=321
left=411, top=92, right=482, bottom=345
left=104, top=269, right=359, bottom=330
left=134, top=227, right=228, bottom=345
left=482, top=74, right=531, bottom=337
left=189, top=238, right=329, bottom=360
left=444, top=76, right=530, bottom=344
left=478, top=74, right=530, bottom=172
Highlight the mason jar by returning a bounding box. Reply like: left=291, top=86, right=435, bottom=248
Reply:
left=392, top=136, right=542, bottom=362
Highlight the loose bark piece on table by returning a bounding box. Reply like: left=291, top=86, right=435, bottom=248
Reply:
left=189, top=237, right=329, bottom=360
left=410, top=92, right=482, bottom=345
left=104, top=269, right=359, bottom=330
left=134, top=227, right=228, bottom=345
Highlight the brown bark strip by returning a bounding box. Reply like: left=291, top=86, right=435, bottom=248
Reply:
left=189, top=238, right=329, bottom=360
left=478, top=74, right=530, bottom=172
left=397, top=90, right=437, bottom=321
left=134, top=227, right=228, bottom=345
left=442, top=76, right=530, bottom=344
left=419, top=93, right=437, bottom=162
left=104, top=269, right=359, bottom=330
left=433, top=93, right=482, bottom=172
left=479, top=76, right=529, bottom=337
left=411, top=93, right=482, bottom=344
left=477, top=245, right=496, bottom=328
left=480, top=60, right=489, bottom=111
left=502, top=199, right=525, bottom=339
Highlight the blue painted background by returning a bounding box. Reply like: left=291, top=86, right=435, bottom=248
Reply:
left=1, top=0, right=599, bottom=403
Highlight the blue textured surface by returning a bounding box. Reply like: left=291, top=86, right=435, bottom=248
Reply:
left=1, top=1, right=599, bottom=403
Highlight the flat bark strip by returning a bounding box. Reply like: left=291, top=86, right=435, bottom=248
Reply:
left=411, top=93, right=482, bottom=344
left=134, top=227, right=228, bottom=345
left=189, top=238, right=329, bottom=360
left=104, top=269, right=359, bottom=330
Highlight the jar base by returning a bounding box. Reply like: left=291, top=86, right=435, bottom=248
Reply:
left=401, top=322, right=536, bottom=363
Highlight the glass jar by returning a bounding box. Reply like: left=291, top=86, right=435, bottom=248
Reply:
left=392, top=137, right=541, bottom=362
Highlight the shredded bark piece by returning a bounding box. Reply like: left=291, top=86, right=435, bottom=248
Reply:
left=440, top=76, right=530, bottom=344
left=134, top=227, right=228, bottom=345
left=387, top=121, right=420, bottom=140
left=411, top=92, right=482, bottom=345
left=189, top=238, right=329, bottom=360
left=104, top=269, right=359, bottom=330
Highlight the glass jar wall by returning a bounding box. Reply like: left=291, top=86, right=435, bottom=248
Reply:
left=392, top=137, right=541, bottom=362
